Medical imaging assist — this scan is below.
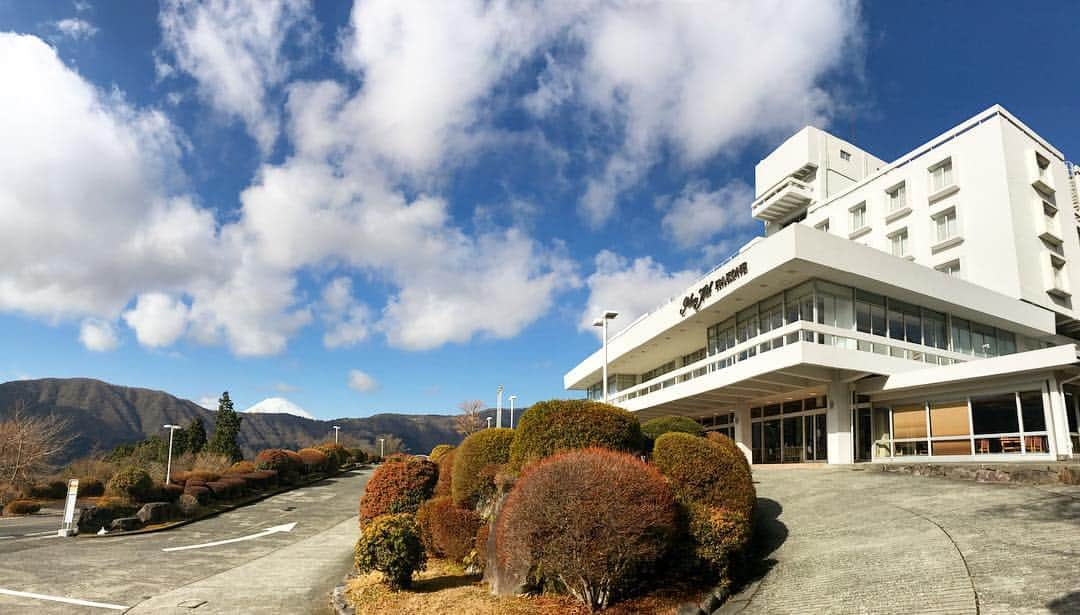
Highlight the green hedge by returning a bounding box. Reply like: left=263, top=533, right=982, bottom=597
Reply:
left=429, top=444, right=455, bottom=463
left=451, top=428, right=514, bottom=508
left=106, top=467, right=154, bottom=502
left=508, top=399, right=644, bottom=471
left=641, top=415, right=704, bottom=441
left=355, top=513, right=426, bottom=590
left=652, top=432, right=755, bottom=519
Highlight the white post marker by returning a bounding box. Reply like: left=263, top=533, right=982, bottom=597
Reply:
left=508, top=395, right=517, bottom=429
left=57, top=478, right=78, bottom=537
left=162, top=522, right=297, bottom=552
left=496, top=385, right=504, bottom=428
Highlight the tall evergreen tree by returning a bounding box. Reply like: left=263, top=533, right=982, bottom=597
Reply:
left=207, top=392, right=243, bottom=462
left=186, top=417, right=207, bottom=454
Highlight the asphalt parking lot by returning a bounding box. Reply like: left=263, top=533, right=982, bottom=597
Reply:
left=723, top=465, right=1080, bottom=615
left=0, top=468, right=371, bottom=614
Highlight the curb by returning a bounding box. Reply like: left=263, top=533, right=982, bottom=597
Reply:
left=329, top=576, right=357, bottom=615
left=90, top=465, right=371, bottom=538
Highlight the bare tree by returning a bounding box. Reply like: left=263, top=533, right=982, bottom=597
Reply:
left=0, top=400, right=73, bottom=487
left=374, top=434, right=405, bottom=456
left=456, top=399, right=486, bottom=436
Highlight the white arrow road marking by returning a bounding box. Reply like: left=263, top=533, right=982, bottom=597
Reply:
left=162, top=522, right=297, bottom=552
left=0, top=588, right=127, bottom=611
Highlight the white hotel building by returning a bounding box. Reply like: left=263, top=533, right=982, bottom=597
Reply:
left=565, top=105, right=1080, bottom=465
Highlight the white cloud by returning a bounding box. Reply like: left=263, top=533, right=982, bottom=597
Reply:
left=347, top=369, right=378, bottom=393
left=579, top=250, right=701, bottom=338
left=660, top=180, right=756, bottom=249
left=79, top=319, right=119, bottom=352
left=158, top=0, right=315, bottom=153
left=319, top=277, right=371, bottom=349
left=53, top=18, right=99, bottom=40
left=122, top=292, right=190, bottom=348
left=273, top=382, right=298, bottom=393
left=74, top=1, right=92, bottom=13
left=197, top=395, right=219, bottom=410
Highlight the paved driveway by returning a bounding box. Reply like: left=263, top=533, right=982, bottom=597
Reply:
left=0, top=468, right=371, bottom=614
left=724, top=466, right=1080, bottom=615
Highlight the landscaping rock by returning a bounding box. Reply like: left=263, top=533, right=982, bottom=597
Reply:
left=136, top=502, right=171, bottom=524
left=109, top=516, right=143, bottom=532
left=975, top=469, right=1009, bottom=483
left=178, top=493, right=199, bottom=516
left=676, top=603, right=706, bottom=615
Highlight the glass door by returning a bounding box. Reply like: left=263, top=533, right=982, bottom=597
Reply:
left=782, top=416, right=802, bottom=463
left=763, top=420, right=781, bottom=463
left=854, top=407, right=873, bottom=462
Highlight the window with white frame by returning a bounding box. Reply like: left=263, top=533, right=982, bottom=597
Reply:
left=840, top=149, right=851, bottom=162
left=930, top=158, right=954, bottom=192
left=936, top=260, right=961, bottom=277
left=815, top=218, right=830, bottom=233
left=890, top=229, right=909, bottom=257
left=887, top=183, right=907, bottom=212
left=1051, top=258, right=1066, bottom=290
left=933, top=209, right=958, bottom=243
left=1035, top=152, right=1051, bottom=181
left=850, top=202, right=867, bottom=231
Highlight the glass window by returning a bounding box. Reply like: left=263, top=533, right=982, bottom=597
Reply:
left=759, top=294, right=784, bottom=335
left=850, top=203, right=867, bottom=230
left=936, top=260, right=961, bottom=277
left=971, top=323, right=997, bottom=357
left=1067, top=391, right=1079, bottom=433
left=997, top=331, right=1016, bottom=355
left=971, top=393, right=1019, bottom=434
left=930, top=159, right=954, bottom=192
left=890, top=229, right=909, bottom=257
left=923, top=310, right=948, bottom=350
left=892, top=404, right=927, bottom=439
left=785, top=282, right=815, bottom=324
left=932, top=440, right=972, bottom=456
left=816, top=219, right=830, bottom=233
left=888, top=183, right=907, bottom=212
left=934, top=209, right=958, bottom=242
left=930, top=400, right=970, bottom=437
left=736, top=306, right=759, bottom=344
left=1019, top=391, right=1046, bottom=432
left=816, top=281, right=853, bottom=330
left=951, top=318, right=972, bottom=354
left=840, top=149, right=851, bottom=161
left=763, top=404, right=782, bottom=417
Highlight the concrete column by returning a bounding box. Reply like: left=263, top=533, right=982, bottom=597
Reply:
left=733, top=403, right=752, bottom=466
left=1046, top=374, right=1074, bottom=459
left=827, top=379, right=854, bottom=464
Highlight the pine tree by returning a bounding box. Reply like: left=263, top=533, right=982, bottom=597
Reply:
left=186, top=417, right=207, bottom=454
left=208, top=392, right=243, bottom=462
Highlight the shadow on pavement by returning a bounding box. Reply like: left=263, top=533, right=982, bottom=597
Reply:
left=730, top=497, right=787, bottom=594
left=977, top=492, right=1080, bottom=523
left=1048, top=591, right=1080, bottom=614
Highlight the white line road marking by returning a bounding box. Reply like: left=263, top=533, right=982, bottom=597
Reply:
left=162, top=522, right=297, bottom=552
left=0, top=588, right=128, bottom=611
left=22, top=530, right=56, bottom=537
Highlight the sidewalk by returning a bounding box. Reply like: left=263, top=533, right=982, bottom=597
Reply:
left=127, top=515, right=359, bottom=614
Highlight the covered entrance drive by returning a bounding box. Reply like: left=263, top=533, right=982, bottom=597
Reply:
left=751, top=394, right=828, bottom=463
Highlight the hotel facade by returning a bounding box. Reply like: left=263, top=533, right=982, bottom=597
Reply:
left=566, top=105, right=1080, bottom=465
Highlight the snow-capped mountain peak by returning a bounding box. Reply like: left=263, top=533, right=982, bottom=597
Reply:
left=243, top=397, right=316, bottom=420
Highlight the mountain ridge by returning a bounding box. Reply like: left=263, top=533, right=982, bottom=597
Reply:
left=0, top=377, right=465, bottom=464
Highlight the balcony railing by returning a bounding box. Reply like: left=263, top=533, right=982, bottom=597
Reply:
left=751, top=177, right=813, bottom=222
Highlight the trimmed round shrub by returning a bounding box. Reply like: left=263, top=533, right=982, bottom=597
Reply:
left=94, top=496, right=138, bottom=518
left=3, top=499, right=41, bottom=516
left=652, top=432, right=755, bottom=519
left=349, top=448, right=368, bottom=464
left=163, top=483, right=184, bottom=501
left=284, top=450, right=304, bottom=474
left=28, top=480, right=68, bottom=499
left=226, top=461, right=256, bottom=475
left=417, top=496, right=483, bottom=563
left=80, top=478, right=105, bottom=497
left=315, top=443, right=349, bottom=469
left=466, top=522, right=491, bottom=573
left=686, top=503, right=751, bottom=583
left=183, top=485, right=211, bottom=504
left=429, top=444, right=454, bottom=463
left=496, top=448, right=677, bottom=611
left=354, top=513, right=426, bottom=590
left=106, top=467, right=154, bottom=502
left=186, top=470, right=221, bottom=482
left=641, top=415, right=704, bottom=441
left=298, top=448, right=331, bottom=474
left=434, top=448, right=455, bottom=497
left=358, top=457, right=438, bottom=525
left=452, top=428, right=514, bottom=508
left=508, top=399, right=644, bottom=471
left=255, top=449, right=301, bottom=483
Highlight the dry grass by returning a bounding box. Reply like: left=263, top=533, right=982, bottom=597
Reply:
left=346, top=558, right=697, bottom=615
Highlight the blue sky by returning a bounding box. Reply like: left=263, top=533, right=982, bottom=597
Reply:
left=1, top=1, right=1077, bottom=419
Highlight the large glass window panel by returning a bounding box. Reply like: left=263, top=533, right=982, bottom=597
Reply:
left=930, top=400, right=970, bottom=437
left=736, top=307, right=759, bottom=343
left=893, top=404, right=928, bottom=439
left=763, top=420, right=781, bottom=463
left=1068, top=392, right=1079, bottom=433
left=816, top=282, right=854, bottom=329
left=894, top=441, right=929, bottom=456
left=998, top=331, right=1016, bottom=355
left=923, top=310, right=948, bottom=349
left=932, top=440, right=972, bottom=455
left=971, top=393, right=1020, bottom=434
left=785, top=282, right=815, bottom=324
left=888, top=302, right=905, bottom=340
left=752, top=421, right=762, bottom=464
left=782, top=417, right=802, bottom=463
left=951, top=318, right=973, bottom=354
left=971, top=323, right=997, bottom=356
left=872, top=407, right=891, bottom=458
left=1019, top=391, right=1046, bottom=432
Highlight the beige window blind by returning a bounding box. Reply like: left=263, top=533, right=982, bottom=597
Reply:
left=892, top=404, right=927, bottom=439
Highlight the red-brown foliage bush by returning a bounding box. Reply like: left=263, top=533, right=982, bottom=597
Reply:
left=315, top=443, right=349, bottom=468
left=652, top=432, right=755, bottom=519
left=163, top=483, right=184, bottom=501
left=254, top=449, right=296, bottom=473
left=186, top=470, right=221, bottom=483
left=205, top=481, right=233, bottom=498
left=508, top=399, right=644, bottom=472
left=434, top=448, right=455, bottom=497
left=358, top=457, right=438, bottom=526
left=496, top=448, right=676, bottom=611
left=416, top=496, right=483, bottom=563
left=298, top=448, right=331, bottom=474
left=3, top=499, right=41, bottom=515
left=451, top=428, right=513, bottom=508
left=183, top=485, right=211, bottom=503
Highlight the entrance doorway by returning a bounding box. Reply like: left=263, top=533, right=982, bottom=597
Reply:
left=751, top=395, right=828, bottom=464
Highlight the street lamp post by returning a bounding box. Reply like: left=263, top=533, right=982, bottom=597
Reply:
left=496, top=385, right=504, bottom=428
left=486, top=416, right=493, bottom=429
left=333, top=425, right=340, bottom=444
left=163, top=424, right=181, bottom=485
left=592, top=310, right=619, bottom=403
left=379, top=438, right=385, bottom=459
left=508, top=395, right=517, bottom=429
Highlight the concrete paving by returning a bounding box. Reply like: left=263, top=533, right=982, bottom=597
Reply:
left=0, top=468, right=371, bottom=614
left=722, top=465, right=1080, bottom=615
